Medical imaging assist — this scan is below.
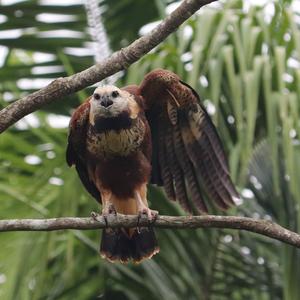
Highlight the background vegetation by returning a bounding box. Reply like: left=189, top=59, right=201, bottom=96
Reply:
left=0, top=0, right=300, bottom=299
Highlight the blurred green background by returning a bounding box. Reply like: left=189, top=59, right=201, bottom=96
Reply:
left=1, top=0, right=300, bottom=299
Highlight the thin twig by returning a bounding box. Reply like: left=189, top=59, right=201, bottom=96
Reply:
left=0, top=0, right=217, bottom=133
left=0, top=215, right=300, bottom=249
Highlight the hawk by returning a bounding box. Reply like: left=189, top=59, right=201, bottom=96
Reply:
left=66, top=69, right=239, bottom=263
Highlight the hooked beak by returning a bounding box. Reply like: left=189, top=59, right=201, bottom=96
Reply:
left=100, top=96, right=113, bottom=108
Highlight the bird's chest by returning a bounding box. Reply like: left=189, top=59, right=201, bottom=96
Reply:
left=87, top=120, right=145, bottom=158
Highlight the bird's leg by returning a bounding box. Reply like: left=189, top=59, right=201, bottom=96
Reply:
left=101, top=190, right=117, bottom=227
left=135, top=190, right=158, bottom=227
left=88, top=167, right=117, bottom=226
left=91, top=189, right=116, bottom=227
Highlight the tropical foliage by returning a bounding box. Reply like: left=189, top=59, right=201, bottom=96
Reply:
left=0, top=0, right=300, bottom=299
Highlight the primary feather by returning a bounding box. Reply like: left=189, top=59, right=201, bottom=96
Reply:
left=138, top=69, right=239, bottom=213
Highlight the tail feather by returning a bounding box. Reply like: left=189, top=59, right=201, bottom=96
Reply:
left=100, top=194, right=159, bottom=263
left=100, top=227, right=159, bottom=263
left=132, top=228, right=159, bottom=262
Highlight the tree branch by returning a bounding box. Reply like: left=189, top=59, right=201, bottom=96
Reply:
left=1, top=215, right=300, bottom=248
left=0, top=0, right=216, bottom=133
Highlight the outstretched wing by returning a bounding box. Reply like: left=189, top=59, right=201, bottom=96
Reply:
left=66, top=99, right=100, bottom=202
left=139, top=69, right=239, bottom=213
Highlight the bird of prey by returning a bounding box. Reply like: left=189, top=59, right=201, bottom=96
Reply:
left=66, top=69, right=239, bottom=263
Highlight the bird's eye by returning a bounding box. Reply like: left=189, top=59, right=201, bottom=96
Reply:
left=94, top=93, right=100, bottom=100
left=111, top=91, right=119, bottom=98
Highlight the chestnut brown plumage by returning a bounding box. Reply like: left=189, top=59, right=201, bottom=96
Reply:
left=66, top=69, right=239, bottom=263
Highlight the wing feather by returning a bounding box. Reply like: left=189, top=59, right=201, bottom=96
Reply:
left=180, top=118, right=230, bottom=210
left=173, top=122, right=208, bottom=213
left=66, top=99, right=100, bottom=202
left=164, top=125, right=192, bottom=212
left=140, top=69, right=239, bottom=213
left=157, top=123, right=176, bottom=201
left=187, top=106, right=238, bottom=204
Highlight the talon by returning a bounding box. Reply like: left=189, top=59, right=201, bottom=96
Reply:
left=91, top=211, right=101, bottom=221
left=102, top=203, right=116, bottom=216
left=136, top=215, right=141, bottom=233
left=108, top=203, right=117, bottom=215
left=137, top=210, right=146, bottom=228
left=138, top=207, right=158, bottom=223
left=102, top=203, right=117, bottom=227
left=150, top=210, right=158, bottom=224
left=134, top=190, right=159, bottom=229
left=103, top=215, right=109, bottom=227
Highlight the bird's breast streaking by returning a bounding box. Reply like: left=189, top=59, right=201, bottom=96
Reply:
left=86, top=117, right=145, bottom=158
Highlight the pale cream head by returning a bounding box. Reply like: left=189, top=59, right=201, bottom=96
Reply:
left=89, top=85, right=140, bottom=125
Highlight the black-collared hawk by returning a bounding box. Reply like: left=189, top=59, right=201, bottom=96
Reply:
left=66, top=69, right=239, bottom=263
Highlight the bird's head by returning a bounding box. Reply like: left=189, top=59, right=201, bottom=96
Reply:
left=89, top=85, right=139, bottom=126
